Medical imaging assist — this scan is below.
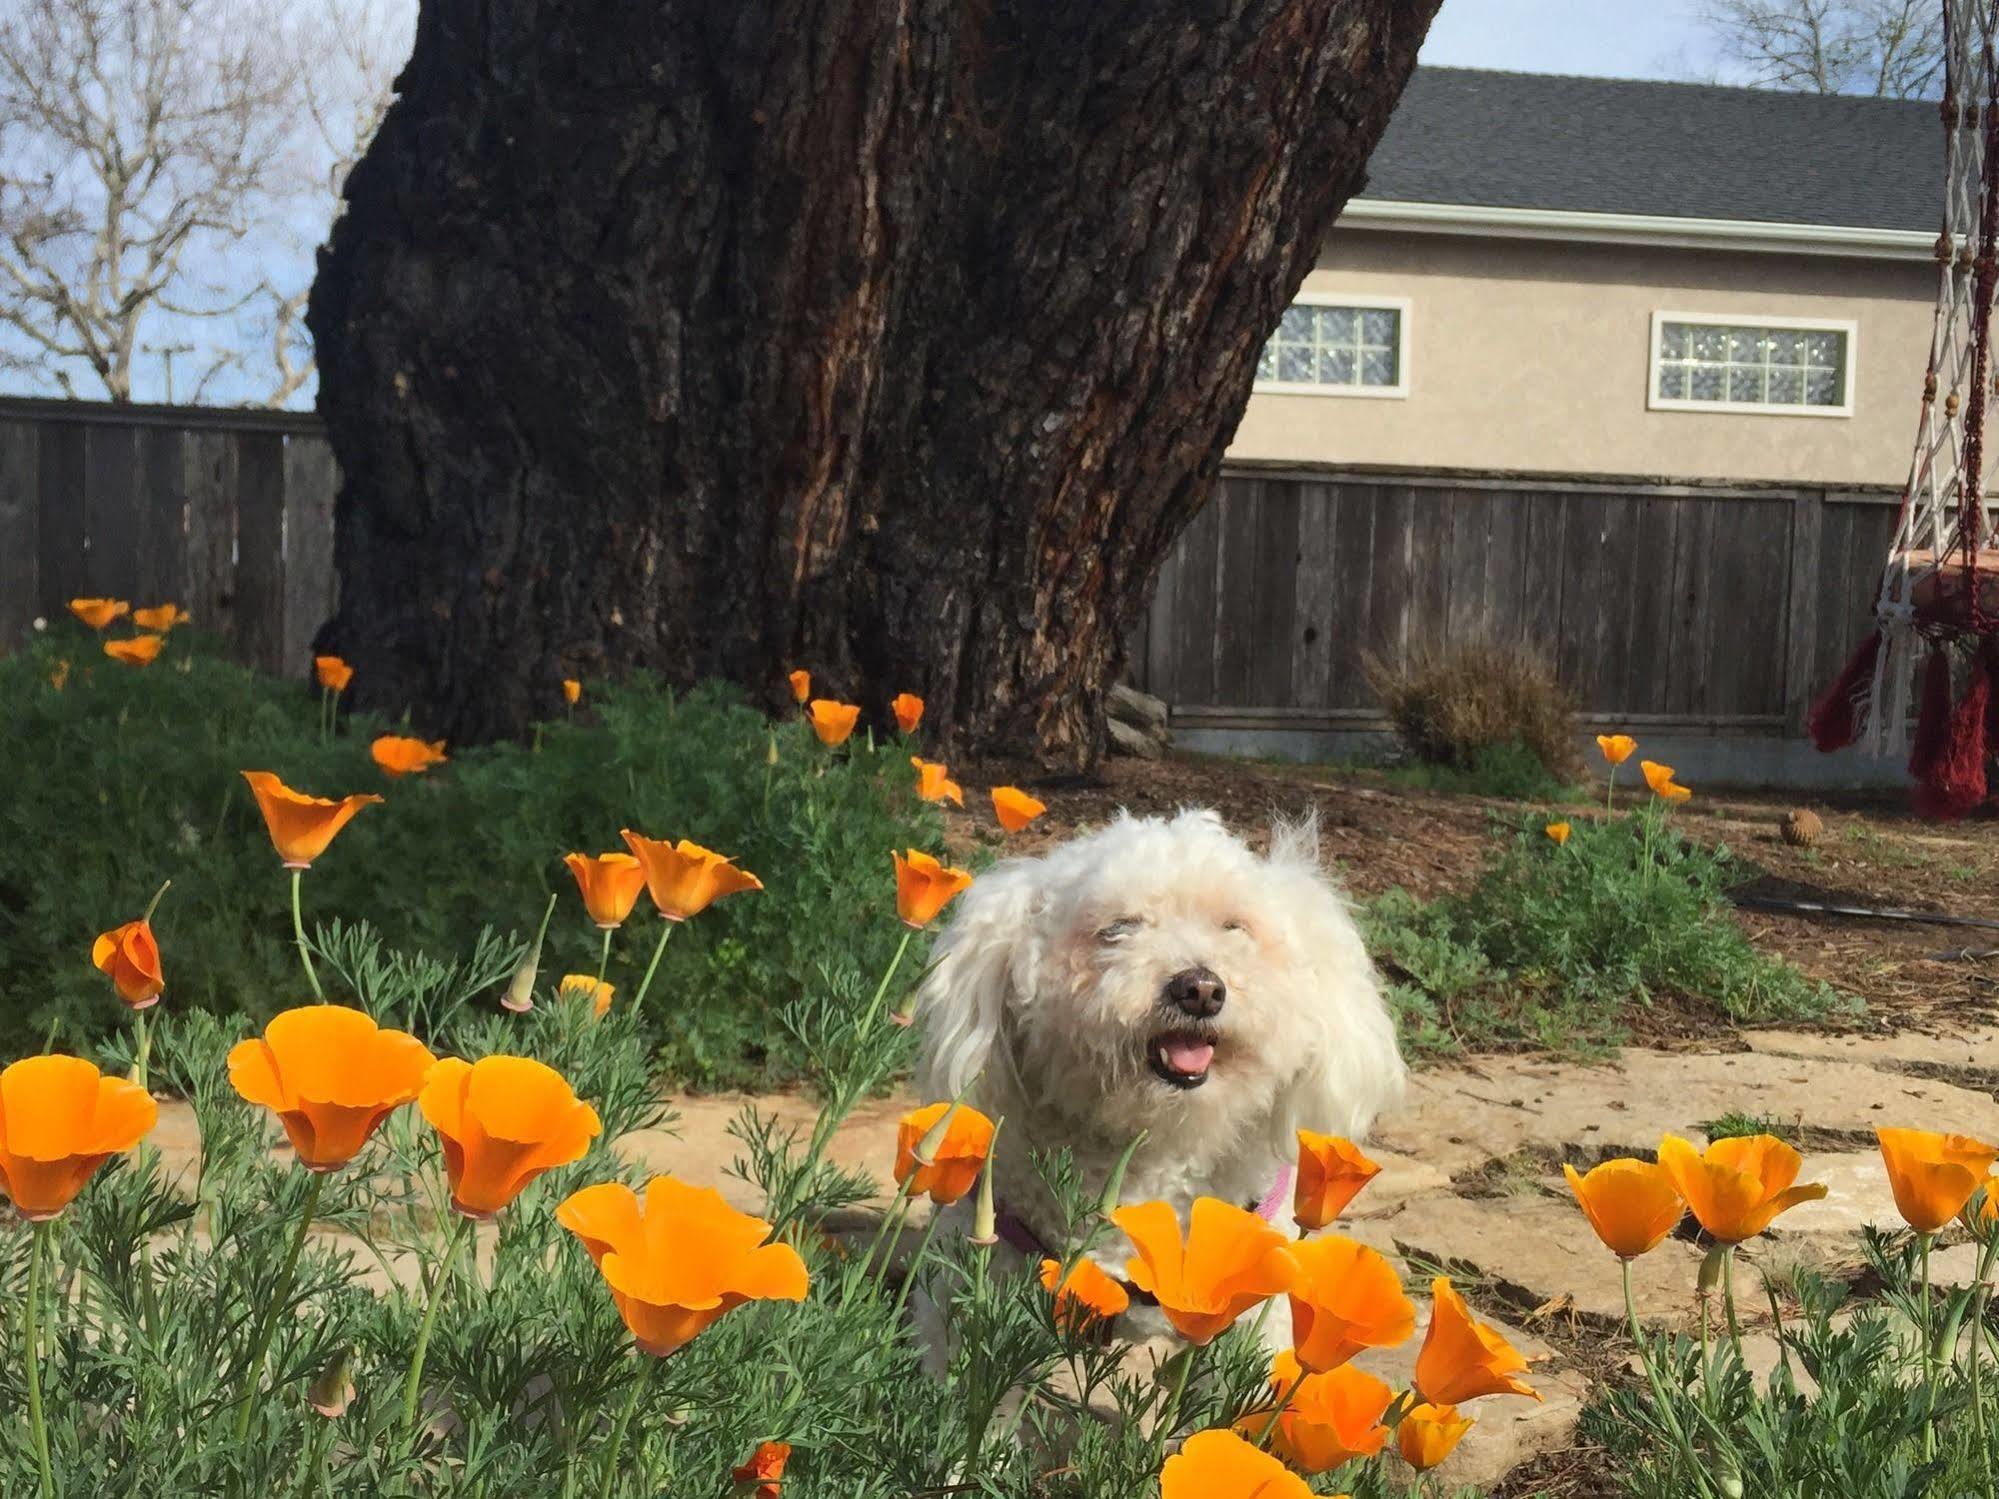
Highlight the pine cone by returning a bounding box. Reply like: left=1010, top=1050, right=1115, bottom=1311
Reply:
left=1780, top=809, right=1824, bottom=848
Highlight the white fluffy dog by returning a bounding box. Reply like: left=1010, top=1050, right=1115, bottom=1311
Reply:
left=913, top=807, right=1404, bottom=1347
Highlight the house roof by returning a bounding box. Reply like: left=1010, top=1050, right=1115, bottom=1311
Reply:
left=1360, top=67, right=1938, bottom=233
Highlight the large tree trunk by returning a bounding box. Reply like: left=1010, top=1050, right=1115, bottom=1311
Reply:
left=309, top=0, right=1438, bottom=766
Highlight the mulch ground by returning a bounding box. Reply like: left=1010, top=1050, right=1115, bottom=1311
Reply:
left=941, top=751, right=1999, bottom=1038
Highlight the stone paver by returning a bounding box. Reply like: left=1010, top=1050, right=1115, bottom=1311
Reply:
left=1372, top=1049, right=1999, bottom=1179
left=1374, top=1191, right=1706, bottom=1326
left=1742, top=1025, right=1999, bottom=1076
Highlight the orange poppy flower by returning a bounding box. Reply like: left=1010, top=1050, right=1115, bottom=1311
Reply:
left=1975, top=1174, right=1999, bottom=1226
left=1235, top=1349, right=1392, bottom=1474
left=1110, top=1197, right=1297, bottom=1345
left=314, top=655, right=354, bottom=693
left=68, top=597, right=129, bottom=630
left=103, top=635, right=164, bottom=667
left=893, top=849, right=974, bottom=929
left=562, top=678, right=582, bottom=706
left=91, top=919, right=164, bottom=1009
left=910, top=757, right=964, bottom=807
left=563, top=852, right=649, bottom=929
left=1287, top=1232, right=1416, bottom=1372
left=1159, top=1429, right=1313, bottom=1499
left=1037, top=1256, right=1131, bottom=1331
left=1293, top=1131, right=1382, bottom=1231
left=557, top=1176, right=808, bottom=1356
left=419, top=1056, right=602, bottom=1218
left=620, top=831, right=764, bottom=921
left=559, top=973, right=616, bottom=1019
left=227, top=1005, right=436, bottom=1171
left=240, top=771, right=383, bottom=869
left=787, top=669, right=811, bottom=704
left=1656, top=1133, right=1827, bottom=1244
left=48, top=659, right=69, bottom=691
left=1544, top=822, right=1571, bottom=846
left=991, top=786, right=1047, bottom=833
left=1876, top=1128, right=1999, bottom=1234
left=371, top=735, right=448, bottom=777
left=1397, top=1402, right=1473, bottom=1472
left=132, top=604, right=187, bottom=632
left=1562, top=1159, right=1685, bottom=1259
left=732, top=1439, right=792, bottom=1497
left=1415, top=1278, right=1539, bottom=1405
left=894, top=1101, right=997, bottom=1205
left=1639, top=759, right=1683, bottom=795
left=0, top=1055, right=157, bottom=1219
left=1596, top=734, right=1637, bottom=766
left=1657, top=781, right=1691, bottom=803
left=891, top=693, right=924, bottom=734
left=807, top=699, right=861, bottom=745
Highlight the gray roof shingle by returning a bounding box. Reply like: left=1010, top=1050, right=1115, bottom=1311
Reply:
left=1361, top=67, right=1938, bottom=232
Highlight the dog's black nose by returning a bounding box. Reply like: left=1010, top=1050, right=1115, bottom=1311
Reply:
left=1165, top=966, right=1226, bottom=1019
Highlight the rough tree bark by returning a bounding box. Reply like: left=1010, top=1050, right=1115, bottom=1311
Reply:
left=309, top=0, right=1440, bottom=765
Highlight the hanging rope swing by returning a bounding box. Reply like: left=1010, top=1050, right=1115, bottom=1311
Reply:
left=1810, top=0, right=1999, bottom=816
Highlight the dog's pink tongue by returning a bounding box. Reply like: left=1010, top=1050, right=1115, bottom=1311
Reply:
left=1163, top=1038, right=1214, bottom=1074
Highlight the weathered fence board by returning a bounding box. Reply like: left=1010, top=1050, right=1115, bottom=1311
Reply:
left=1138, top=468, right=1903, bottom=735
left=0, top=398, right=334, bottom=676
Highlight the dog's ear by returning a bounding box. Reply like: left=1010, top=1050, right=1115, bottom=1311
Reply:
left=913, top=858, right=1047, bottom=1101
left=1262, top=813, right=1407, bottom=1150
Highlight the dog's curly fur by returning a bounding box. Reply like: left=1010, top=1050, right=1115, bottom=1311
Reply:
left=913, top=808, right=1404, bottom=1344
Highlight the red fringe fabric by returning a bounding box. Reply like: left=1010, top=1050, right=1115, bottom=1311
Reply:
left=1986, top=639, right=1999, bottom=809
left=1910, top=645, right=1990, bottom=819
left=1807, top=630, right=1882, bottom=751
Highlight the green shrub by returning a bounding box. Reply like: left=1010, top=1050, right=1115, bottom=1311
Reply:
left=1365, top=638, right=1584, bottom=785
left=1371, top=740, right=1580, bottom=802
left=0, top=628, right=941, bottom=1086
left=1361, top=804, right=1846, bottom=1055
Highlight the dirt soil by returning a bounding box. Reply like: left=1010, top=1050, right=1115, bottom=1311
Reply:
left=946, top=752, right=1999, bottom=1037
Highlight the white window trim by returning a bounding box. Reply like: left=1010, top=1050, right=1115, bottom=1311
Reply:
left=1647, top=310, right=1857, bottom=419
left=1253, top=292, right=1412, bottom=400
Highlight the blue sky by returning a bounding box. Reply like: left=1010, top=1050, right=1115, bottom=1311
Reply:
left=1422, top=0, right=1722, bottom=81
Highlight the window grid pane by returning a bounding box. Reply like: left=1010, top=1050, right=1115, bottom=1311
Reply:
left=1657, top=321, right=1845, bottom=409
left=1257, top=304, right=1401, bottom=389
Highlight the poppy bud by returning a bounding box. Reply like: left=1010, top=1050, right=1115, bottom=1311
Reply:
left=912, top=1100, right=960, bottom=1169
left=308, top=1346, right=356, bottom=1418
left=503, top=893, right=558, bottom=1013
left=968, top=1117, right=1004, bottom=1247
left=1716, top=1458, right=1744, bottom=1499
left=1095, top=1130, right=1148, bottom=1219
left=766, top=732, right=779, bottom=766
left=1699, top=1244, right=1727, bottom=1295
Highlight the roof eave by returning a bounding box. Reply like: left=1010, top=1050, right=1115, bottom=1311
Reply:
left=1342, top=198, right=1934, bottom=261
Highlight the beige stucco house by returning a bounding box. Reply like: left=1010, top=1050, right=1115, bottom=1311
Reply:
left=1230, top=69, right=1934, bottom=488
left=1136, top=70, right=1940, bottom=786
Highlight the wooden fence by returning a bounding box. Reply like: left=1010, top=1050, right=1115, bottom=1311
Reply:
left=0, top=401, right=1901, bottom=742
left=1132, top=466, right=1901, bottom=738
left=0, top=397, right=337, bottom=675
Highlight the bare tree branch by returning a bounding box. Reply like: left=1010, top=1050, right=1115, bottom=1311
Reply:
left=1701, top=0, right=1943, bottom=98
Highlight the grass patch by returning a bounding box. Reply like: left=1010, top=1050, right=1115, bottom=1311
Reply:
left=1361, top=805, right=1850, bottom=1058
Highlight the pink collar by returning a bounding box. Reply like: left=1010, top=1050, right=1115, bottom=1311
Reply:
left=1253, top=1163, right=1295, bottom=1224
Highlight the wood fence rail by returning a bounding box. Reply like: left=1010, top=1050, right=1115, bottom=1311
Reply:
left=0, top=397, right=337, bottom=675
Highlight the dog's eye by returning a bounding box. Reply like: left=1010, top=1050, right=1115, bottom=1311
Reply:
left=1221, top=918, right=1249, bottom=934
left=1096, top=916, right=1142, bottom=943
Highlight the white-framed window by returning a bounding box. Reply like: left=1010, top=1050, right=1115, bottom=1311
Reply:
left=1649, top=311, right=1856, bottom=417
left=1254, top=293, right=1410, bottom=398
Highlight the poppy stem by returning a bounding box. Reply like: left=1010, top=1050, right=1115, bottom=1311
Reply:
left=593, top=927, right=613, bottom=990
left=1254, top=1367, right=1308, bottom=1452
left=133, top=1008, right=151, bottom=1094
left=291, top=869, right=325, bottom=1000
left=630, top=920, right=676, bottom=1016
left=887, top=1207, right=946, bottom=1324
left=598, top=1355, right=652, bottom=1496
left=1720, top=1246, right=1743, bottom=1353
left=23, top=1220, right=51, bottom=1498
left=1969, top=1233, right=1997, bottom=1499
left=234, top=1171, right=327, bottom=1440
left=1920, top=1230, right=1937, bottom=1461
left=859, top=929, right=915, bottom=1035
left=1154, top=1343, right=1200, bottom=1446
left=1625, top=1257, right=1706, bottom=1495
left=403, top=1214, right=472, bottom=1434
